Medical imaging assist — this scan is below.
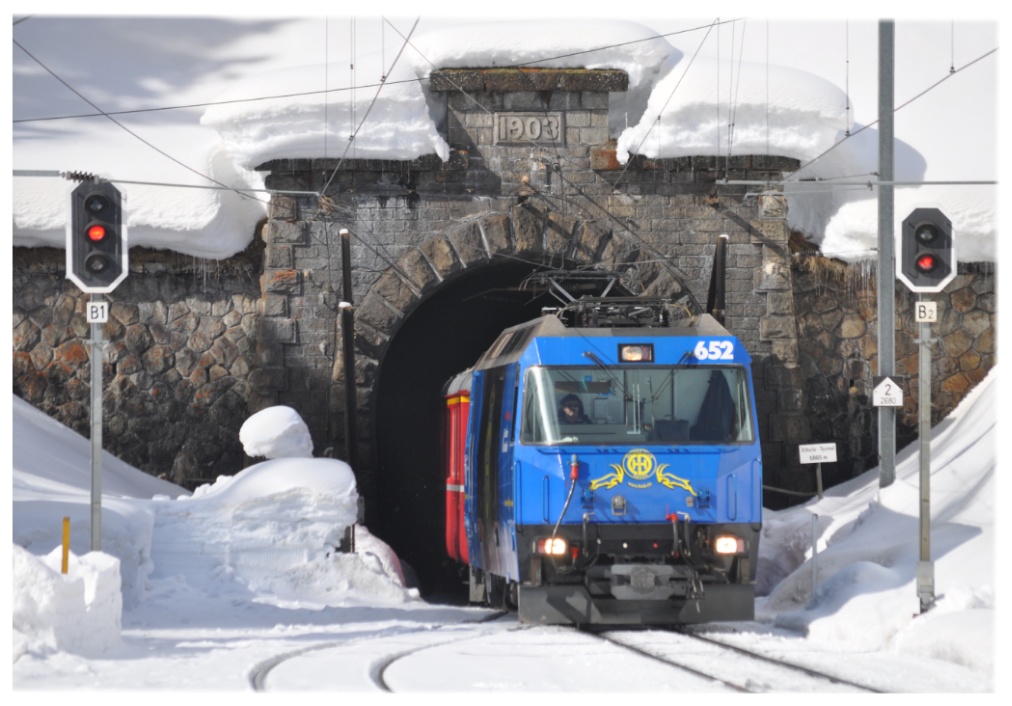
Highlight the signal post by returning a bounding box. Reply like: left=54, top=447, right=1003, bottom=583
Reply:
left=66, top=179, right=128, bottom=552
left=897, top=206, right=954, bottom=614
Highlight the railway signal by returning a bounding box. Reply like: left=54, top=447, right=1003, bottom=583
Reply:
left=894, top=205, right=951, bottom=612
left=897, top=207, right=954, bottom=293
left=67, top=181, right=128, bottom=293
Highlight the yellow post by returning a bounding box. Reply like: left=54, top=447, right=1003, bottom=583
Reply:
left=62, top=517, right=70, bottom=574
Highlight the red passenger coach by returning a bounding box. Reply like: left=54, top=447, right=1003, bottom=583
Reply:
left=443, top=374, right=471, bottom=563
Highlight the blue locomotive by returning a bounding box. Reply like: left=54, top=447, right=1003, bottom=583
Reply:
left=442, top=298, right=762, bottom=625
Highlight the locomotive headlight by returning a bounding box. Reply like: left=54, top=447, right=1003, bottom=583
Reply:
left=619, top=344, right=654, bottom=362
left=537, top=537, right=568, bottom=556
left=713, top=535, right=745, bottom=555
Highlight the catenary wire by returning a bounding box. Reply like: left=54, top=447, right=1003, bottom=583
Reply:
left=12, top=38, right=255, bottom=202
left=317, top=17, right=419, bottom=197
left=13, top=19, right=738, bottom=126
left=786, top=46, right=997, bottom=182
left=12, top=37, right=255, bottom=200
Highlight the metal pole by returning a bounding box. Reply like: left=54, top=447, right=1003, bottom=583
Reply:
left=90, top=294, right=104, bottom=551
left=706, top=234, right=728, bottom=326
left=877, top=20, right=897, bottom=488
left=339, top=228, right=358, bottom=553
left=340, top=229, right=358, bottom=466
left=811, top=514, right=819, bottom=600
left=917, top=307, right=935, bottom=612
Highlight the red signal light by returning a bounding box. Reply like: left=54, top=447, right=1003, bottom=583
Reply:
left=87, top=224, right=107, bottom=241
left=915, top=254, right=937, bottom=273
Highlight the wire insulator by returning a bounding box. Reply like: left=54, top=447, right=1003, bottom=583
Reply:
left=62, top=171, right=96, bottom=182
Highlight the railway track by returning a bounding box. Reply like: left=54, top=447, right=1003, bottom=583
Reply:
left=596, top=628, right=885, bottom=693
left=248, top=610, right=510, bottom=692
left=251, top=614, right=884, bottom=693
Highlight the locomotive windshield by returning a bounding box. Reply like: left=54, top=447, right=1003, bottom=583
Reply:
left=520, top=365, right=755, bottom=446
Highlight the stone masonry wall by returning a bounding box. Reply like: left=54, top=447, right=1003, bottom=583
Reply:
left=788, top=256, right=995, bottom=499
left=12, top=243, right=263, bottom=486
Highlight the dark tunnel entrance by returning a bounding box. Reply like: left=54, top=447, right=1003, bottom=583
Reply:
left=372, top=263, right=628, bottom=602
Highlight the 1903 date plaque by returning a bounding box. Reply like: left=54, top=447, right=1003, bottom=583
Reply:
left=494, top=112, right=564, bottom=145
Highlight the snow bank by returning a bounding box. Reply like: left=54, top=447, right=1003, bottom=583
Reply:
left=755, top=369, right=996, bottom=678
left=12, top=396, right=185, bottom=609
left=149, top=405, right=414, bottom=605
left=150, top=456, right=417, bottom=606
left=151, top=457, right=356, bottom=572
left=13, top=545, right=122, bottom=658
left=12, top=148, right=268, bottom=259
left=202, top=19, right=676, bottom=170
left=12, top=397, right=418, bottom=668
left=820, top=184, right=998, bottom=262
left=617, top=57, right=852, bottom=163
left=201, top=64, right=451, bottom=166
left=240, top=405, right=314, bottom=459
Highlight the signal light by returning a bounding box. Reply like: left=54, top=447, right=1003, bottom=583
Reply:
left=916, top=254, right=937, bottom=273
left=67, top=181, right=128, bottom=293
left=898, top=207, right=954, bottom=293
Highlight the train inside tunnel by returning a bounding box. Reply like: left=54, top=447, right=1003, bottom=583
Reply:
left=371, top=262, right=635, bottom=602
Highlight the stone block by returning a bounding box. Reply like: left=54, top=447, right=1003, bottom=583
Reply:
left=356, top=292, right=403, bottom=333
left=481, top=213, right=513, bottom=255
left=759, top=315, right=796, bottom=341
left=448, top=220, right=490, bottom=266
left=419, top=237, right=462, bottom=280
left=397, top=248, right=438, bottom=292
left=838, top=313, right=867, bottom=339
left=766, top=292, right=795, bottom=316
left=942, top=328, right=974, bottom=358
left=512, top=204, right=544, bottom=254
left=268, top=196, right=298, bottom=220
left=770, top=339, right=799, bottom=368
left=266, top=245, right=293, bottom=268
left=266, top=220, right=305, bottom=244
left=755, top=261, right=791, bottom=291
left=256, top=317, right=293, bottom=345
left=545, top=212, right=577, bottom=259
left=264, top=268, right=301, bottom=294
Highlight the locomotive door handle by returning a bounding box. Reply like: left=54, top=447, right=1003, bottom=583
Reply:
left=543, top=475, right=550, bottom=523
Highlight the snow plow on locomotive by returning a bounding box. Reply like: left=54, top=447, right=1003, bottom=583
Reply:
left=442, top=298, right=762, bottom=626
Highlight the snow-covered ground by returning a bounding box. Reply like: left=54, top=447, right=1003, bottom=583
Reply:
left=11, top=368, right=998, bottom=691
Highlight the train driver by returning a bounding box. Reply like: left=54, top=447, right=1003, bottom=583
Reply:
left=557, top=394, right=592, bottom=424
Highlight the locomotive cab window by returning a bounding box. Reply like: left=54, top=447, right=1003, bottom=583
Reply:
left=520, top=365, right=755, bottom=446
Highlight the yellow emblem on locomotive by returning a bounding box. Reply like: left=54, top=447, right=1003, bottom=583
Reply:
left=589, top=448, right=697, bottom=494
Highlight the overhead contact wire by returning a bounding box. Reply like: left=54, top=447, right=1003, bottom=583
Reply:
left=12, top=38, right=256, bottom=202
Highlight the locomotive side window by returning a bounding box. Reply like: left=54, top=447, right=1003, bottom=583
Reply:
left=520, top=365, right=755, bottom=446
left=475, top=368, right=506, bottom=529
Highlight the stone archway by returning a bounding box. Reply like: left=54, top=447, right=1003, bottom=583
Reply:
left=348, top=203, right=700, bottom=597
left=353, top=202, right=701, bottom=394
